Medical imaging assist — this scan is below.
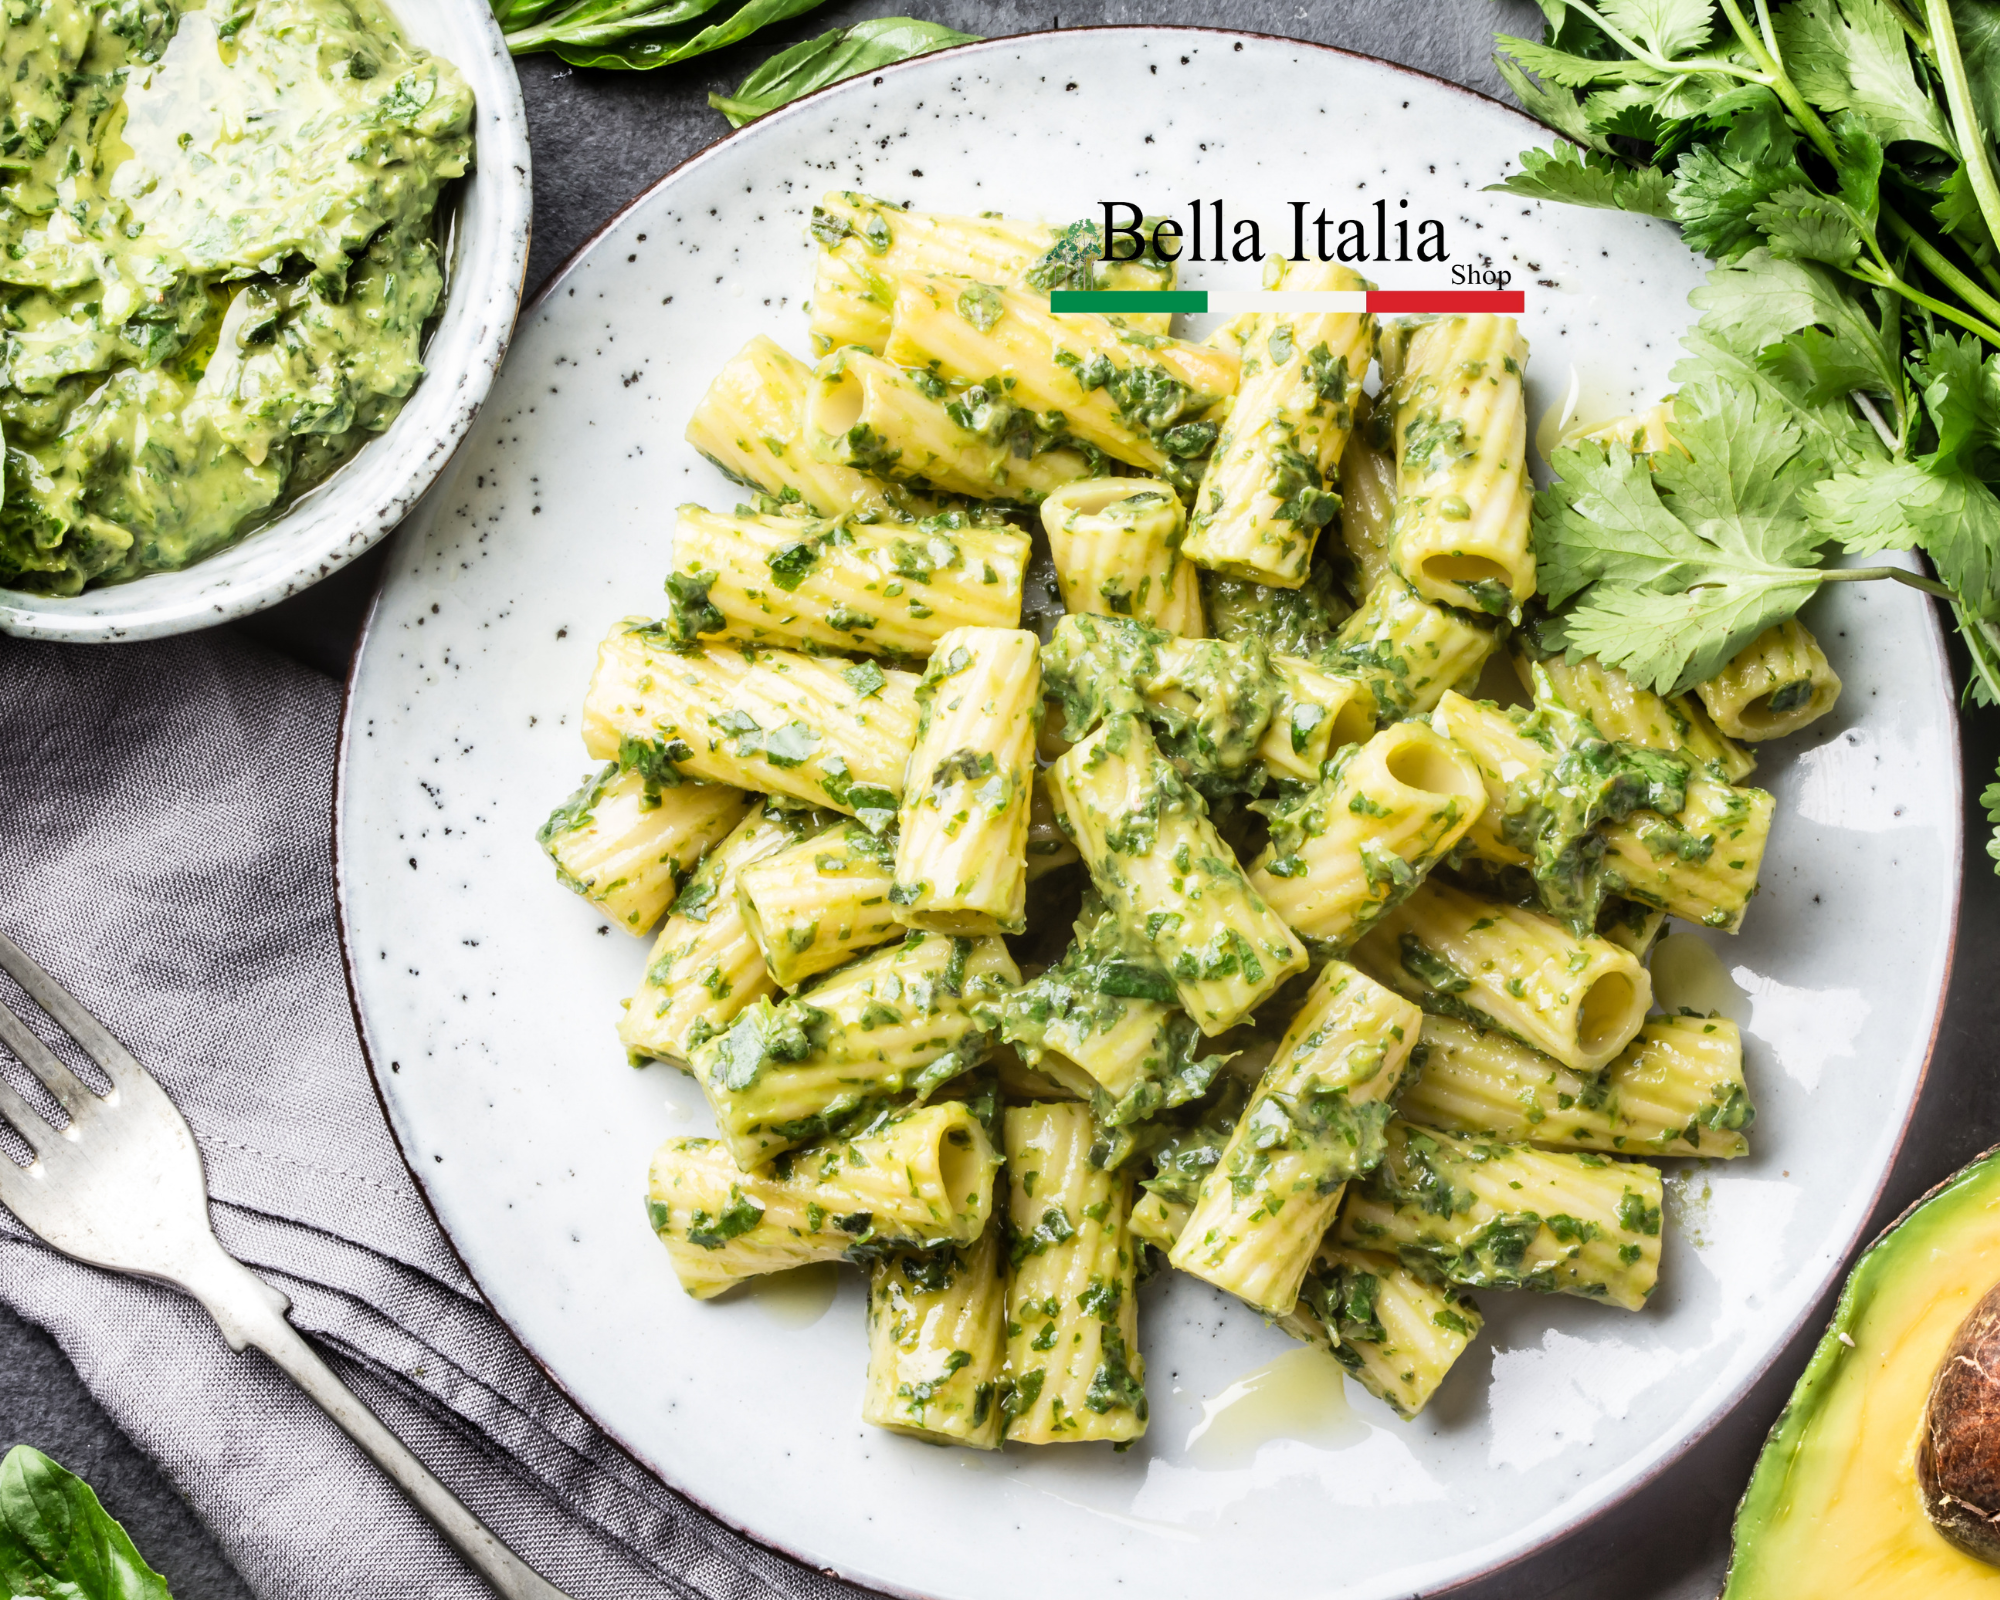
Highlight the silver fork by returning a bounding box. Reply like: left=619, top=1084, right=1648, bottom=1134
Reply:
left=0, top=930, right=570, bottom=1600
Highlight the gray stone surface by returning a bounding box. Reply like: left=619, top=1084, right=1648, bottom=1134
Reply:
left=12, top=4, right=2000, bottom=1597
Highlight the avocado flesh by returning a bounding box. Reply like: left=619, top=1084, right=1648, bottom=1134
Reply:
left=1725, top=1148, right=2000, bottom=1597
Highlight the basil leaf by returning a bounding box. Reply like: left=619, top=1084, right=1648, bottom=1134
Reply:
left=0, top=1446, right=173, bottom=1600
left=710, top=17, right=979, bottom=126
left=505, top=0, right=824, bottom=71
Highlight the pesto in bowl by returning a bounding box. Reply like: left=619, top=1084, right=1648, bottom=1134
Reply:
left=1, top=0, right=474, bottom=594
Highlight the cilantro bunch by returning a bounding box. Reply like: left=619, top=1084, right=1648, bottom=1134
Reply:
left=1492, top=0, right=2000, bottom=859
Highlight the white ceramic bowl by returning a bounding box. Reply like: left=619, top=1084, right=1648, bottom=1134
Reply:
left=0, top=0, right=531, bottom=644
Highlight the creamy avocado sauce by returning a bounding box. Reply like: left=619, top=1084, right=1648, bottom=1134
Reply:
left=0, top=0, right=473, bottom=593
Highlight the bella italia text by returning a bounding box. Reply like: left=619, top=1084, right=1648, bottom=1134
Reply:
left=1098, top=199, right=1452, bottom=265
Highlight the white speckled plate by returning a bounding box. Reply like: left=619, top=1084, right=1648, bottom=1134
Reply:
left=0, top=0, right=531, bottom=643
left=335, top=30, right=1961, bottom=1600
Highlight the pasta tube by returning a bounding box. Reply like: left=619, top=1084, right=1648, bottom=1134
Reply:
left=1329, top=575, right=1496, bottom=718
left=1349, top=877, right=1651, bottom=1073
left=584, top=624, right=919, bottom=821
left=1040, top=479, right=1205, bottom=635
left=863, top=1226, right=1008, bottom=1449
left=807, top=348, right=1100, bottom=503
left=1261, top=655, right=1376, bottom=782
left=1598, top=776, right=1774, bottom=933
left=735, top=820, right=901, bottom=989
left=893, top=627, right=1039, bottom=935
left=1280, top=1243, right=1483, bottom=1419
left=1520, top=650, right=1754, bottom=782
left=1170, top=961, right=1422, bottom=1315
left=692, top=933, right=1019, bottom=1169
left=1429, top=690, right=1774, bottom=934
left=1249, top=722, right=1485, bottom=947
left=1695, top=619, right=1841, bottom=740
left=1339, top=391, right=1398, bottom=598
left=1185, top=261, right=1372, bottom=585
left=1049, top=715, right=1307, bottom=1033
left=1339, top=1120, right=1663, bottom=1311
left=537, top=763, right=749, bottom=935
left=647, top=1101, right=999, bottom=1299
left=1002, top=1103, right=1147, bottom=1444
left=668, top=506, right=1030, bottom=659
left=1387, top=314, right=1534, bottom=615
left=883, top=274, right=1237, bottom=481
left=684, top=334, right=931, bottom=519
left=1397, top=1014, right=1752, bottom=1158
left=998, top=900, right=1221, bottom=1129
left=1040, top=612, right=1369, bottom=783
left=807, top=193, right=1057, bottom=353
left=620, top=803, right=824, bottom=1066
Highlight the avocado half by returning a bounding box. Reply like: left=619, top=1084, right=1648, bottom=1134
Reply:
left=1725, top=1145, right=2000, bottom=1596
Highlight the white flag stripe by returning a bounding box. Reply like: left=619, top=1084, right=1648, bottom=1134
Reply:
left=1204, top=291, right=1371, bottom=313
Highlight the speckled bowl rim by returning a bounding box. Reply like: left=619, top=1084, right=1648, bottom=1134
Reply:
left=0, top=0, right=533, bottom=644
left=331, top=25, right=1965, bottom=1598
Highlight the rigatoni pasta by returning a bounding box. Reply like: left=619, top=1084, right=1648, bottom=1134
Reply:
left=864, top=1227, right=1008, bottom=1449
left=1040, top=478, right=1205, bottom=635
left=1282, top=1243, right=1483, bottom=1419
left=734, top=820, right=901, bottom=989
left=893, top=627, right=1039, bottom=934
left=538, top=764, right=749, bottom=935
left=1170, top=961, right=1421, bottom=1315
left=691, top=932, right=1018, bottom=1168
left=620, top=802, right=823, bottom=1067
left=1340, top=1119, right=1663, bottom=1310
left=685, top=334, right=932, bottom=519
left=1349, top=876, right=1651, bottom=1074
left=1248, top=721, right=1485, bottom=947
left=1184, top=260, right=1372, bottom=586
left=1397, top=1013, right=1753, bottom=1158
left=1387, top=314, right=1534, bottom=615
left=882, top=274, right=1237, bottom=481
left=584, top=624, right=919, bottom=820
left=1049, top=714, right=1306, bottom=1033
left=1001, top=1102, right=1147, bottom=1444
left=1696, top=618, right=1841, bottom=740
left=533, top=197, right=1832, bottom=1450
left=648, top=1101, right=999, bottom=1299
left=806, top=347, right=1101, bottom=504
left=668, top=505, right=1029, bottom=658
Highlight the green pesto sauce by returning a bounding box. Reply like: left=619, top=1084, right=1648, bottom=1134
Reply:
left=1, top=0, right=473, bottom=593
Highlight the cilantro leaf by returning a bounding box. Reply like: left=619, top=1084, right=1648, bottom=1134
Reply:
left=1771, top=0, right=1954, bottom=152
left=1752, top=184, right=1867, bottom=269
left=1669, top=101, right=1811, bottom=260
left=1535, top=376, right=1839, bottom=693
left=1686, top=249, right=1899, bottom=406
left=1600, top=0, right=1714, bottom=57
left=1549, top=574, right=1821, bottom=695
left=1672, top=328, right=1880, bottom=470
left=1800, top=458, right=1934, bottom=553
left=1491, top=32, right=1650, bottom=87
left=1486, top=143, right=1674, bottom=217
left=1494, top=46, right=1615, bottom=152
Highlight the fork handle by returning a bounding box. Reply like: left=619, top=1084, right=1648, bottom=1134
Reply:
left=182, top=1246, right=571, bottom=1600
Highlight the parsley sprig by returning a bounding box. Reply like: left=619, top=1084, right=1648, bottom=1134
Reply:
left=1493, top=0, right=2000, bottom=865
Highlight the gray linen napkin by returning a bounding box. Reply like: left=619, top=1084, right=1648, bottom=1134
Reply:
left=0, top=630, right=872, bottom=1600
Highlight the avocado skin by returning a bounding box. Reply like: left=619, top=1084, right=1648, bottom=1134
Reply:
left=1921, top=1280, right=2000, bottom=1564
left=1724, top=1143, right=2000, bottom=1598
